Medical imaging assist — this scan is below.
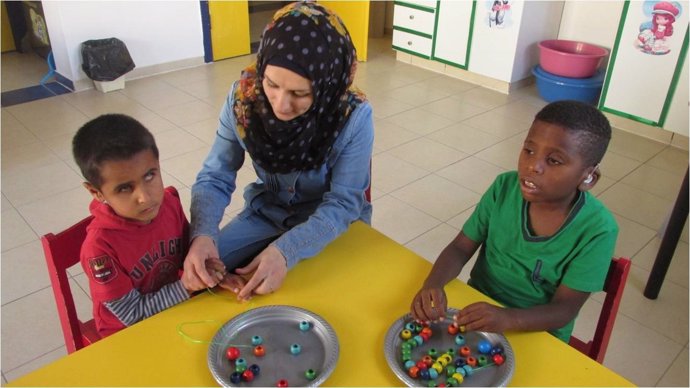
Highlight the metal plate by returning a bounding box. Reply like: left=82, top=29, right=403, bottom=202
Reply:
left=208, top=305, right=339, bottom=387
left=384, top=309, right=515, bottom=387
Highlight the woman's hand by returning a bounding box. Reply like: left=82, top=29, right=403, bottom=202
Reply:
left=411, top=287, right=448, bottom=323
left=234, top=244, right=288, bottom=301
left=182, top=236, right=226, bottom=291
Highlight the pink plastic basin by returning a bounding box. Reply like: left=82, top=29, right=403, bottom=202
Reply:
left=538, top=39, right=608, bottom=79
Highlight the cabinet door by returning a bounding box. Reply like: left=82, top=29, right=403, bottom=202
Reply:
left=600, top=1, right=689, bottom=127
left=432, top=1, right=475, bottom=69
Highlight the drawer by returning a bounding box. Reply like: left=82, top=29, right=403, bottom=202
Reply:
left=393, top=4, right=435, bottom=36
left=396, top=0, right=437, bottom=11
left=392, top=29, right=432, bottom=57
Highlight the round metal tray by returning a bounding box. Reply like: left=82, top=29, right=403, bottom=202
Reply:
left=384, top=309, right=515, bottom=387
left=208, top=305, right=339, bottom=387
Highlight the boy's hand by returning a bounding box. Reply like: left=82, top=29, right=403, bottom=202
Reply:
left=183, top=236, right=225, bottom=290
left=217, top=273, right=247, bottom=294
left=234, top=244, right=288, bottom=301
left=454, top=302, right=515, bottom=333
left=411, top=287, right=447, bottom=323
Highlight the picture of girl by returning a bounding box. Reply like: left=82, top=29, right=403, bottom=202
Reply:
left=636, top=1, right=681, bottom=55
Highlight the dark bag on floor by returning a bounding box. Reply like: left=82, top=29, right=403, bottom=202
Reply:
left=80, top=38, right=135, bottom=82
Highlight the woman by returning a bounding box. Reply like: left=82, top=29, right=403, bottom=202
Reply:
left=183, top=2, right=373, bottom=300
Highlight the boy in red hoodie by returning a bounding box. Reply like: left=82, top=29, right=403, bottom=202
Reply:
left=72, top=114, right=226, bottom=337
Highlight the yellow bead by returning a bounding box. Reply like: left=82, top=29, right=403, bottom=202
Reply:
left=400, top=329, right=412, bottom=340
left=459, top=325, right=466, bottom=333
left=431, top=362, right=443, bottom=373
left=452, top=372, right=464, bottom=384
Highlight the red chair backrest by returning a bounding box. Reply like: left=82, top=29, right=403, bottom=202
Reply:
left=41, top=215, right=101, bottom=353
left=569, top=257, right=631, bottom=363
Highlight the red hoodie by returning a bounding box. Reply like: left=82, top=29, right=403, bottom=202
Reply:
left=80, top=186, right=189, bottom=337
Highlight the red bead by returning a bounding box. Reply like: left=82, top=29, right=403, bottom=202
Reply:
left=276, top=379, right=289, bottom=387
left=420, top=326, right=433, bottom=337
left=466, top=356, right=477, bottom=367
left=408, top=366, right=420, bottom=378
left=447, top=323, right=459, bottom=335
left=254, top=345, right=265, bottom=357
left=416, top=360, right=428, bottom=370
left=459, top=346, right=471, bottom=357
left=493, top=354, right=505, bottom=365
left=226, top=347, right=240, bottom=361
left=242, top=370, right=254, bottom=382
left=420, top=333, right=431, bottom=342
left=422, top=355, right=434, bottom=367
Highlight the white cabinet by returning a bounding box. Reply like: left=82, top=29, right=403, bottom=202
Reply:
left=432, top=1, right=474, bottom=68
left=392, top=2, right=436, bottom=58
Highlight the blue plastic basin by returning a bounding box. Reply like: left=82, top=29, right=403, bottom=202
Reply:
left=532, top=65, right=605, bottom=104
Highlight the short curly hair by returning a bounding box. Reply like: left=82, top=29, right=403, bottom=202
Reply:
left=72, top=114, right=158, bottom=189
left=535, top=100, right=611, bottom=166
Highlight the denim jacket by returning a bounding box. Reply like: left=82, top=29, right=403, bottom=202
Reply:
left=191, top=82, right=373, bottom=268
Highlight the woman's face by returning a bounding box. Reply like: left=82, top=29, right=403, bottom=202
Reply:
left=262, top=65, right=314, bottom=121
left=656, top=14, right=670, bottom=25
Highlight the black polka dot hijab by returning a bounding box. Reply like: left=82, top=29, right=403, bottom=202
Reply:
left=233, top=1, right=366, bottom=174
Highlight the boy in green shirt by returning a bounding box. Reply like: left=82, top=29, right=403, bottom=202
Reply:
left=411, top=100, right=618, bottom=342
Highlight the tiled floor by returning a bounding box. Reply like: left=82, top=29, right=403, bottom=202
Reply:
left=2, top=36, right=688, bottom=386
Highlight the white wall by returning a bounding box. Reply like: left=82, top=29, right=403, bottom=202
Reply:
left=42, top=1, right=204, bottom=89
left=512, top=0, right=563, bottom=82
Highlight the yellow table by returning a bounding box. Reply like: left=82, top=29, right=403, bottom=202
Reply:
left=8, top=222, right=633, bottom=386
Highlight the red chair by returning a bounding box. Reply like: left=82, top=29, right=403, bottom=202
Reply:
left=569, top=257, right=631, bottom=363
left=41, top=215, right=101, bottom=353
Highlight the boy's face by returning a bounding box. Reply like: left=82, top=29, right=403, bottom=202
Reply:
left=84, top=149, right=165, bottom=224
left=518, top=120, right=594, bottom=207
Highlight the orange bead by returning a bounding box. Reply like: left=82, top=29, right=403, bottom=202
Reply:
left=466, top=356, right=477, bottom=367
left=408, top=366, right=420, bottom=378
left=459, top=346, right=471, bottom=357
left=253, top=345, right=265, bottom=357
left=447, top=323, right=459, bottom=335
left=420, top=326, right=432, bottom=337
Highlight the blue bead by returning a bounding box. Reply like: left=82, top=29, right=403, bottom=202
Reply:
left=405, top=322, right=416, bottom=331
left=419, top=369, right=430, bottom=380
left=249, top=364, right=260, bottom=375
left=462, top=365, right=473, bottom=376
left=490, top=346, right=504, bottom=356
left=299, top=321, right=311, bottom=331
left=235, top=358, right=247, bottom=368
left=230, top=372, right=242, bottom=384
left=251, top=335, right=263, bottom=345
left=477, top=340, right=492, bottom=354
left=413, top=335, right=424, bottom=346
left=454, top=357, right=466, bottom=367
left=454, top=335, right=465, bottom=346
left=291, top=344, right=301, bottom=355
left=404, top=360, right=416, bottom=369
left=428, top=368, right=439, bottom=379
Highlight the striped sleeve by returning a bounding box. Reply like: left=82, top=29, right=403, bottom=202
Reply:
left=103, top=280, right=190, bottom=327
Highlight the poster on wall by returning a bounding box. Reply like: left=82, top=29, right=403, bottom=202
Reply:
left=600, top=0, right=688, bottom=126
left=486, top=0, right=513, bottom=29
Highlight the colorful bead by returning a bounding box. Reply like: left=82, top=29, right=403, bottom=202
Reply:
left=404, top=360, right=416, bottom=369
left=254, top=345, right=265, bottom=357
left=446, top=377, right=458, bottom=386
left=454, top=335, right=465, bottom=346
left=431, top=362, right=443, bottom=373
left=305, top=369, right=317, bottom=381
left=299, top=321, right=311, bottom=331
left=235, top=358, right=247, bottom=369
left=413, top=335, right=424, bottom=346
left=457, top=367, right=466, bottom=377
left=458, top=325, right=466, bottom=333
left=421, top=355, right=434, bottom=367
left=454, top=357, right=467, bottom=367
left=401, top=342, right=412, bottom=351
left=420, top=332, right=431, bottom=342
left=462, top=365, right=473, bottom=376
left=251, top=335, right=263, bottom=345
left=466, top=356, right=477, bottom=367
left=226, top=346, right=240, bottom=361
left=230, top=371, right=242, bottom=384
left=477, top=355, right=488, bottom=366
left=419, top=369, right=430, bottom=380
left=446, top=365, right=456, bottom=376
left=407, top=366, right=420, bottom=378
left=276, top=379, right=289, bottom=387
left=242, top=369, right=255, bottom=382
left=414, top=323, right=423, bottom=332
left=290, top=344, right=301, bottom=355
left=493, top=353, right=505, bottom=366
left=236, top=364, right=247, bottom=373
left=459, top=346, right=471, bottom=357
left=416, top=360, right=428, bottom=370
left=427, top=348, right=438, bottom=357
left=447, top=323, right=459, bottom=335
left=446, top=348, right=456, bottom=356
left=477, top=340, right=492, bottom=354
left=400, top=329, right=412, bottom=340
left=420, top=326, right=432, bottom=337
left=405, top=322, right=416, bottom=331
left=249, top=364, right=260, bottom=375
left=427, top=381, right=437, bottom=387
left=490, top=346, right=504, bottom=356
left=451, top=372, right=464, bottom=384
left=428, top=368, right=439, bottom=380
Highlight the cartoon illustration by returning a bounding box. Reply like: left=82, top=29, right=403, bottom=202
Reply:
left=636, top=1, right=682, bottom=55
left=488, top=0, right=511, bottom=28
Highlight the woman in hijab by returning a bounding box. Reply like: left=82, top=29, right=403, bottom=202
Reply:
left=183, top=2, right=373, bottom=300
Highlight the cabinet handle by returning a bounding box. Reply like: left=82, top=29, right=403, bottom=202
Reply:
left=407, top=41, right=412, bottom=46
left=409, top=14, right=414, bottom=20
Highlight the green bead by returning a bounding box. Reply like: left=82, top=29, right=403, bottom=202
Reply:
left=401, top=342, right=412, bottom=351
left=478, top=355, right=488, bottom=366
left=446, top=365, right=456, bottom=376
left=305, top=369, right=317, bottom=380
left=428, top=348, right=438, bottom=357
left=447, top=377, right=458, bottom=387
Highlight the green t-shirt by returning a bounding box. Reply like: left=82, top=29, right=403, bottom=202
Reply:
left=462, top=171, right=618, bottom=342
